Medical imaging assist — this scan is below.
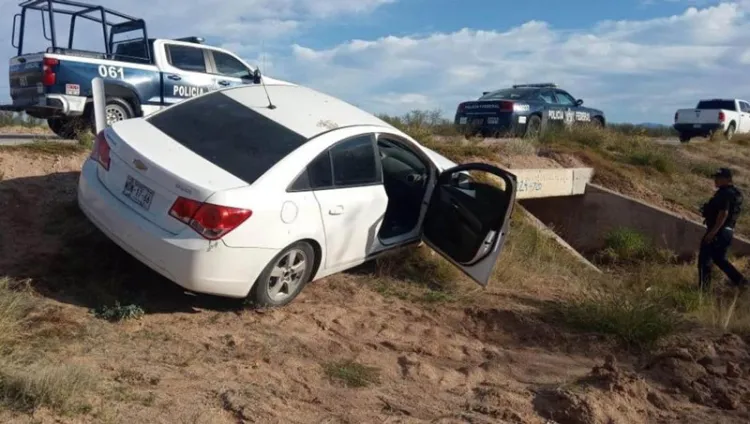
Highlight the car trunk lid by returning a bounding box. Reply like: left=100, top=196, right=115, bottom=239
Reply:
left=95, top=118, right=249, bottom=234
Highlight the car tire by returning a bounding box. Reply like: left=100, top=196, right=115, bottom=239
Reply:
left=678, top=133, right=691, bottom=143
left=591, top=116, right=604, bottom=128
left=247, top=241, right=316, bottom=308
left=47, top=117, right=86, bottom=139
left=104, top=97, right=135, bottom=126
left=523, top=115, right=542, bottom=138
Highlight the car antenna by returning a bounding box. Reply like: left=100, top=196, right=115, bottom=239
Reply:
left=253, top=67, right=276, bottom=110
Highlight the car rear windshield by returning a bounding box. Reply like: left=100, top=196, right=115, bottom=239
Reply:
left=478, top=89, right=536, bottom=101
left=696, top=100, right=736, bottom=111
left=147, top=91, right=307, bottom=184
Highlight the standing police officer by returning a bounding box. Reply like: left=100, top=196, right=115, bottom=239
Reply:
left=699, top=167, right=748, bottom=292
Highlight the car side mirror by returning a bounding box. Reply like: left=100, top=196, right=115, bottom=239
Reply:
left=252, top=68, right=262, bottom=84
left=575, top=99, right=584, bottom=106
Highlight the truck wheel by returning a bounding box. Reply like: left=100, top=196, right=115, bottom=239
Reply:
left=724, top=124, right=736, bottom=141
left=678, top=133, right=691, bottom=143
left=104, top=97, right=135, bottom=126
left=47, top=117, right=86, bottom=140
left=523, top=115, right=542, bottom=139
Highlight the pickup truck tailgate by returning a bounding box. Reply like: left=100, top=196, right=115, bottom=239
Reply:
left=675, top=108, right=724, bottom=125
left=8, top=54, right=45, bottom=105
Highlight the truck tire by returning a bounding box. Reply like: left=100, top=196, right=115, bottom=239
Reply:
left=724, top=123, right=736, bottom=141
left=678, top=133, right=691, bottom=143
left=47, top=117, right=87, bottom=140
left=104, top=97, right=135, bottom=127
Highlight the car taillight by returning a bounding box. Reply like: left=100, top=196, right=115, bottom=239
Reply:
left=719, top=111, right=725, bottom=122
left=89, top=130, right=110, bottom=170
left=498, top=101, right=514, bottom=112
left=168, top=197, right=252, bottom=240
left=42, top=57, right=58, bottom=86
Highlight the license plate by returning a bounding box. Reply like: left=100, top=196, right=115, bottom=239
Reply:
left=472, top=119, right=484, bottom=125
left=487, top=117, right=499, bottom=124
left=693, top=124, right=701, bottom=128
left=459, top=117, right=468, bottom=124
left=123, top=175, right=155, bottom=210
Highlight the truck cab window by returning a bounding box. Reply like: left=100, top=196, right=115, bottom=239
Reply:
left=167, top=45, right=207, bottom=73
left=212, top=51, right=252, bottom=79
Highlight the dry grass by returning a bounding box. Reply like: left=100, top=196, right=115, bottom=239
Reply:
left=0, top=278, right=96, bottom=414
left=0, top=141, right=88, bottom=156
left=322, top=360, right=381, bottom=388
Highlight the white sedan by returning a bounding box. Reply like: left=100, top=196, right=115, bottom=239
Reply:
left=76, top=80, right=517, bottom=307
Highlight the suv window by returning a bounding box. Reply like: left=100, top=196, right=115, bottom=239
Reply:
left=166, top=45, right=207, bottom=72
left=330, top=135, right=379, bottom=187
left=554, top=90, right=576, bottom=106
left=147, top=91, right=307, bottom=184
left=212, top=51, right=252, bottom=79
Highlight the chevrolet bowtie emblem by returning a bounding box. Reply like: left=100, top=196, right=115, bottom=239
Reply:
left=133, top=159, right=147, bottom=171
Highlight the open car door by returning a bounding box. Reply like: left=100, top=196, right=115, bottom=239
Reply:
left=420, top=163, right=517, bottom=286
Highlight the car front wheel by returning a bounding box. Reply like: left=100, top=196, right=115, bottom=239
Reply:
left=248, top=241, right=316, bottom=308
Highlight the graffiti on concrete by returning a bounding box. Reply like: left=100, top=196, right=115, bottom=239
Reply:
left=516, top=179, right=543, bottom=192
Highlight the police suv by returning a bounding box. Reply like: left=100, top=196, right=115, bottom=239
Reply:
left=3, top=0, right=272, bottom=138
left=453, top=83, right=606, bottom=138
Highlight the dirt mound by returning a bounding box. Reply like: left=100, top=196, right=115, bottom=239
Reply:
left=534, top=335, right=750, bottom=424
left=644, top=334, right=750, bottom=413
left=534, top=355, right=667, bottom=424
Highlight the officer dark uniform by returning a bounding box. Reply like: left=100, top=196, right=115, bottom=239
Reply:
left=698, top=167, right=748, bottom=292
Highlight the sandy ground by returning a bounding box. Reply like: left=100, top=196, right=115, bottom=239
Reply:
left=0, top=148, right=748, bottom=423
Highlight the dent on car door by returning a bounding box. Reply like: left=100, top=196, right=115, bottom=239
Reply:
left=421, top=163, right=517, bottom=287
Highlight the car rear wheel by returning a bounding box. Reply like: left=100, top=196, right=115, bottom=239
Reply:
left=248, top=241, right=316, bottom=307
left=678, top=133, right=691, bottom=143
left=523, top=115, right=542, bottom=138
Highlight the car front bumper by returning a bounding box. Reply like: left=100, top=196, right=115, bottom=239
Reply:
left=76, top=159, right=278, bottom=298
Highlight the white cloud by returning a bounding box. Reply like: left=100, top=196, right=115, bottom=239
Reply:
left=271, top=1, right=750, bottom=123
left=3, top=0, right=750, bottom=124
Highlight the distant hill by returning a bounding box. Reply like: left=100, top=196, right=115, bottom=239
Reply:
left=637, top=122, right=670, bottom=128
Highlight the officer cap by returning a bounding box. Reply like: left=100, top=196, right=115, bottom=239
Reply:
left=712, top=167, right=733, bottom=179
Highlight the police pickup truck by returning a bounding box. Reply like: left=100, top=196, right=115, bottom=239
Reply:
left=3, top=0, right=270, bottom=138
left=453, top=83, right=606, bottom=138
left=673, top=98, right=750, bottom=143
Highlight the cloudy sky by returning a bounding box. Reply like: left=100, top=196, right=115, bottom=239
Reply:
left=1, top=0, right=748, bottom=124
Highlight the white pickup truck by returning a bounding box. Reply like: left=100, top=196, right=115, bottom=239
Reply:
left=673, top=98, right=750, bottom=143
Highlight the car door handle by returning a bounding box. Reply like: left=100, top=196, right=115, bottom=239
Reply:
left=167, top=74, right=181, bottom=81
left=217, top=80, right=231, bottom=86
left=328, top=205, right=344, bottom=215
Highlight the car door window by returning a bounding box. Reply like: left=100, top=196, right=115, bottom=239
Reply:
left=288, top=134, right=380, bottom=191
left=330, top=135, right=380, bottom=187
left=539, top=90, right=556, bottom=104
left=554, top=90, right=576, bottom=106
left=212, top=51, right=252, bottom=79
left=166, top=45, right=207, bottom=73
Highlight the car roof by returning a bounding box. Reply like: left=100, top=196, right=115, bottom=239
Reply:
left=217, top=83, right=396, bottom=139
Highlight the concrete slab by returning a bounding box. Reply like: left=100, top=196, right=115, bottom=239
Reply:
left=510, top=167, right=594, bottom=199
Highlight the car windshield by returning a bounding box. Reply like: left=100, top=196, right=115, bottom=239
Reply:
left=696, top=100, right=736, bottom=111
left=147, top=91, right=308, bottom=184
left=478, top=89, right=536, bottom=101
